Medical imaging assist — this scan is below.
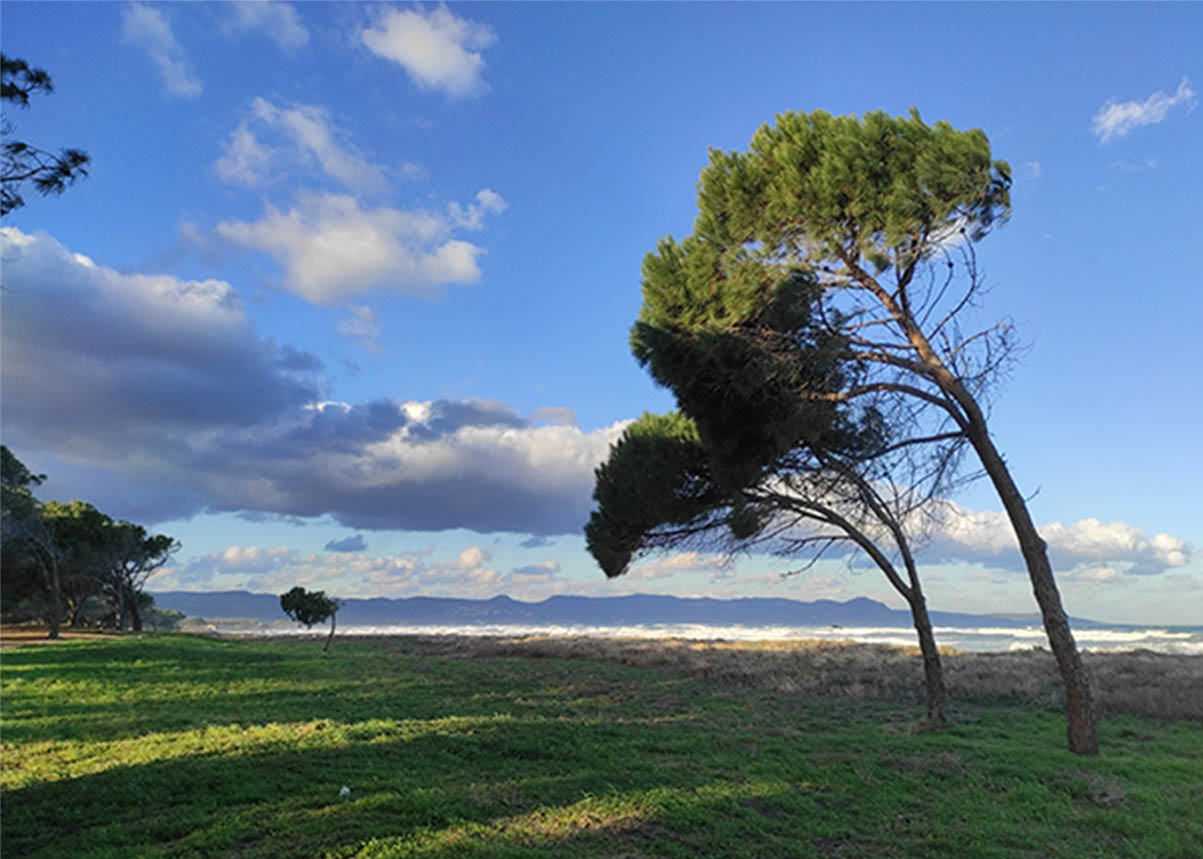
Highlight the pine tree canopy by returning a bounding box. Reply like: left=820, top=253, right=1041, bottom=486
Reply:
left=587, top=108, right=1008, bottom=580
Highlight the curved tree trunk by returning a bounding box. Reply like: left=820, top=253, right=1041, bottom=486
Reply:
left=904, top=584, right=945, bottom=723
left=322, top=611, right=337, bottom=654
left=783, top=489, right=947, bottom=725
left=892, top=308, right=1099, bottom=755
left=964, top=421, right=1098, bottom=754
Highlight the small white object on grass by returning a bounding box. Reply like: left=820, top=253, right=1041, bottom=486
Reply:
left=339, top=785, right=351, bottom=797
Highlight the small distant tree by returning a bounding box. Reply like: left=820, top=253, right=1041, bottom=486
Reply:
left=1, top=54, right=90, bottom=217
left=280, top=586, right=340, bottom=653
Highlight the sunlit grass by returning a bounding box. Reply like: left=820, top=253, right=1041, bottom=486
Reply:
left=2, top=634, right=1201, bottom=857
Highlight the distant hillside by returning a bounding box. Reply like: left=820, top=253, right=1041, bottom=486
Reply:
left=150, top=591, right=1117, bottom=630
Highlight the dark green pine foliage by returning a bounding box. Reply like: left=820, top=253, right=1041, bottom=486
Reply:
left=588, top=108, right=1010, bottom=582
left=589, top=251, right=883, bottom=578
left=586, top=411, right=718, bottom=578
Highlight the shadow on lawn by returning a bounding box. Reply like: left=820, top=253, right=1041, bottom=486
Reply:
left=2, top=711, right=884, bottom=859
left=5, top=636, right=1201, bottom=858
left=1, top=640, right=719, bottom=749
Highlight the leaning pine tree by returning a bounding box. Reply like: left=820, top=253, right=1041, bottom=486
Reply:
left=601, top=108, right=1097, bottom=754
left=588, top=259, right=952, bottom=722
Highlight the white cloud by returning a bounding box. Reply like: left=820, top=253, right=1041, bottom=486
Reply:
left=215, top=191, right=503, bottom=304
left=1, top=229, right=625, bottom=535
left=448, top=188, right=508, bottom=230
left=215, top=124, right=274, bottom=186
left=1091, top=76, right=1196, bottom=143
left=361, top=5, right=496, bottom=98
left=253, top=98, right=389, bottom=193
left=216, top=99, right=390, bottom=193
left=230, top=1, right=308, bottom=51
left=153, top=543, right=568, bottom=600
left=457, top=545, right=490, bottom=569
left=336, top=305, right=385, bottom=353
left=627, top=551, right=732, bottom=581
left=121, top=3, right=202, bottom=99
left=511, top=559, right=560, bottom=578
left=921, top=501, right=1193, bottom=578
left=530, top=407, right=578, bottom=427
left=0, top=227, right=319, bottom=463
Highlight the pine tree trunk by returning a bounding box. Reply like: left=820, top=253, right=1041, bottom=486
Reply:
left=906, top=592, right=946, bottom=723
left=322, top=612, right=337, bottom=654
left=44, top=557, right=62, bottom=640
left=129, top=590, right=143, bottom=632
left=898, top=319, right=1099, bottom=755
left=965, top=422, right=1098, bottom=754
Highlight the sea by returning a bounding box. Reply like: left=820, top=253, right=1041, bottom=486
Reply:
left=204, top=621, right=1203, bottom=655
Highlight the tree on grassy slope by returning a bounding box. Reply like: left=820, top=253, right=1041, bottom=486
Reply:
left=618, top=107, right=1095, bottom=753
left=280, top=586, right=341, bottom=654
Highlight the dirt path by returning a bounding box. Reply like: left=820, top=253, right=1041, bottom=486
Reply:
left=0, top=626, right=125, bottom=649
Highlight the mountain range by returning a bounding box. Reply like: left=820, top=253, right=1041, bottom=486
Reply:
left=150, top=591, right=1120, bottom=630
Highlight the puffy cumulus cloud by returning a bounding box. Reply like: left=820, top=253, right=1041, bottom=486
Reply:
left=0, top=228, right=320, bottom=458
left=10, top=374, right=626, bottom=538
left=361, top=5, right=496, bottom=98
left=216, top=99, right=391, bottom=193
left=1092, top=76, right=1196, bottom=143
left=1, top=229, right=626, bottom=536
left=187, top=404, right=630, bottom=534
left=229, top=1, right=308, bottom=51
left=326, top=535, right=368, bottom=553
left=457, top=545, right=490, bottom=569
left=215, top=191, right=503, bottom=304
left=121, top=3, right=202, bottom=99
left=920, top=502, right=1193, bottom=578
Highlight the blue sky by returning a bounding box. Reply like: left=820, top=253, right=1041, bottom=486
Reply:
left=2, top=2, right=1200, bottom=625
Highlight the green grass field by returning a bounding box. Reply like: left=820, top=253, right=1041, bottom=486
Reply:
left=2, top=634, right=1201, bottom=858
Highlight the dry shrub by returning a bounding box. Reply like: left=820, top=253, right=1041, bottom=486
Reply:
left=391, top=635, right=1202, bottom=720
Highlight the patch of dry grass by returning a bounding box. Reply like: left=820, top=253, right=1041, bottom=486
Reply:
left=377, top=634, right=1203, bottom=720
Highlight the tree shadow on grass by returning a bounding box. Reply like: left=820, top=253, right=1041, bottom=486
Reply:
left=2, top=635, right=740, bottom=746
left=5, top=637, right=1201, bottom=858
left=0, top=708, right=856, bottom=858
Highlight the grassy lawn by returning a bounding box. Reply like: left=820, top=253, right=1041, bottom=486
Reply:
left=2, top=634, right=1201, bottom=858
